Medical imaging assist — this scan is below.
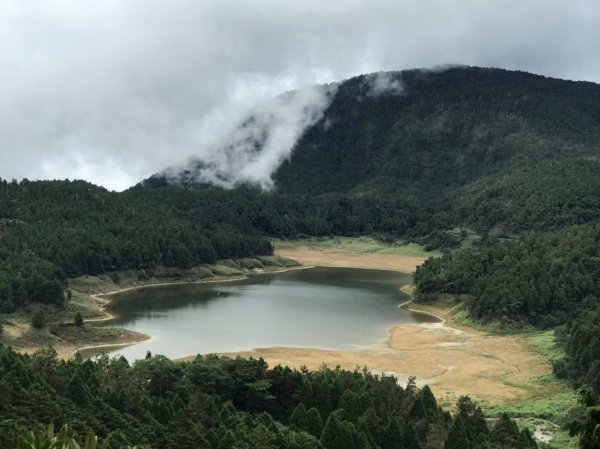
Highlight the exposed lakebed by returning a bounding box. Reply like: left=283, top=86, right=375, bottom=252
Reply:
left=93, top=267, right=436, bottom=360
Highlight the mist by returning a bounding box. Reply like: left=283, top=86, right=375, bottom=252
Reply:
left=163, top=85, right=336, bottom=190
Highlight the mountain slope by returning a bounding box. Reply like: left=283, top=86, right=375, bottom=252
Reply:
left=144, top=66, right=600, bottom=198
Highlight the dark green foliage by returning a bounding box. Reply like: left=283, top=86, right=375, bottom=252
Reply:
left=456, top=396, right=489, bottom=444
left=290, top=403, right=308, bottom=428
left=561, top=305, right=600, bottom=392
left=320, top=412, right=361, bottom=449
left=445, top=416, right=470, bottom=449
left=418, top=386, right=439, bottom=420
left=403, top=423, right=422, bottom=449
left=30, top=310, right=46, bottom=329
left=409, top=398, right=427, bottom=422
left=339, top=389, right=370, bottom=423
left=74, top=312, right=84, bottom=328
left=415, top=224, right=600, bottom=326
left=305, top=407, right=324, bottom=438
left=580, top=406, right=600, bottom=449
left=0, top=180, right=274, bottom=311
left=0, top=344, right=529, bottom=449
left=490, top=413, right=520, bottom=448
left=381, top=418, right=404, bottom=449
left=455, top=160, right=600, bottom=232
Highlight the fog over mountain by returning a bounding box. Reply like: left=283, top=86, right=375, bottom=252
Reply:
left=1, top=0, right=600, bottom=190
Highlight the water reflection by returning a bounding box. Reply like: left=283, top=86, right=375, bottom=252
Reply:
left=99, top=267, right=433, bottom=361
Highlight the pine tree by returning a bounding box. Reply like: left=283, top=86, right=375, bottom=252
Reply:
left=456, top=396, right=488, bottom=443
left=339, top=389, right=365, bottom=423
left=408, top=398, right=427, bottom=422
left=381, top=418, right=404, bottom=449
left=218, top=430, right=236, bottom=449
left=74, top=312, right=84, bottom=327
left=490, top=413, right=520, bottom=447
left=321, top=412, right=359, bottom=449
left=305, top=407, right=324, bottom=438
left=418, top=386, right=439, bottom=419
left=403, top=423, right=422, bottom=449
left=291, top=403, right=308, bottom=430
left=358, top=407, right=381, bottom=446
left=517, top=428, right=538, bottom=449
left=445, top=416, right=471, bottom=449
left=66, top=372, right=91, bottom=406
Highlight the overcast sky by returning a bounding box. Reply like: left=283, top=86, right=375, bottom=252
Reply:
left=1, top=0, right=599, bottom=191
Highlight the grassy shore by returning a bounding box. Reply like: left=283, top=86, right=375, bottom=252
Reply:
left=0, top=255, right=301, bottom=359
left=275, top=237, right=441, bottom=273
left=275, top=236, right=443, bottom=257
left=406, top=299, right=579, bottom=448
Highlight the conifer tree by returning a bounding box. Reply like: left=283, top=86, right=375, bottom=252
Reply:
left=457, top=396, right=489, bottom=443
left=290, top=403, right=308, bottom=430
left=490, top=413, right=520, bottom=447
left=321, top=412, right=359, bottom=449
left=445, top=415, right=471, bottom=449
left=305, top=407, right=324, bottom=438
left=403, top=423, right=422, bottom=449
left=418, top=385, right=439, bottom=418
left=381, top=418, right=404, bottom=449
left=358, top=407, right=381, bottom=446
left=66, top=372, right=91, bottom=406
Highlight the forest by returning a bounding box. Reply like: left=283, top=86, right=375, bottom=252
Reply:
left=0, top=344, right=537, bottom=449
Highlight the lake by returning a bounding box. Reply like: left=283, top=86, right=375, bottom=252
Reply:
left=96, top=267, right=435, bottom=361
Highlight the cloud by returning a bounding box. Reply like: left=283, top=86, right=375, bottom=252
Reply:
left=362, top=72, right=405, bottom=97
left=163, top=84, right=336, bottom=190
left=0, top=0, right=599, bottom=190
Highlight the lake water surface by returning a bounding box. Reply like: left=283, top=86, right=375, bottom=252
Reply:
left=99, top=267, right=434, bottom=361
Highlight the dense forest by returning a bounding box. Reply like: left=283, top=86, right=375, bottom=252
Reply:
left=414, top=224, right=600, bottom=327
left=0, top=344, right=537, bottom=449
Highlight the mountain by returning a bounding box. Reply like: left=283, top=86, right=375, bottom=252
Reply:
left=142, top=66, right=600, bottom=199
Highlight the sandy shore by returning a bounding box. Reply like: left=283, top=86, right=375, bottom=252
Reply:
left=179, top=245, right=551, bottom=405
left=276, top=246, right=426, bottom=273
left=211, top=320, right=549, bottom=404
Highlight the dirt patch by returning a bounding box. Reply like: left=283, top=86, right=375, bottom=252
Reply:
left=202, top=318, right=550, bottom=405
left=276, top=246, right=425, bottom=273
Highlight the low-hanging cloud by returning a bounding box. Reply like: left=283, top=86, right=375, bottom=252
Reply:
left=163, top=84, right=336, bottom=190
left=1, top=0, right=599, bottom=190
left=362, top=72, right=405, bottom=97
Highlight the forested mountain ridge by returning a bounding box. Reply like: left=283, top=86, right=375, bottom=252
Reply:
left=275, top=67, right=600, bottom=195
left=144, top=66, right=600, bottom=197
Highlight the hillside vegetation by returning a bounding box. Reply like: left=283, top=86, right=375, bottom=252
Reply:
left=0, top=344, right=537, bottom=449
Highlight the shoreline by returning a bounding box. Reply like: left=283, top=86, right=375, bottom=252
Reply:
left=72, top=264, right=314, bottom=358
left=175, top=246, right=552, bottom=405
left=14, top=243, right=553, bottom=406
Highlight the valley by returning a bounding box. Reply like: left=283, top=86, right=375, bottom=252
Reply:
left=2, top=66, right=599, bottom=448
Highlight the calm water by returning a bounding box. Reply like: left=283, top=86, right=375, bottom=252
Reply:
left=96, top=267, right=434, bottom=361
